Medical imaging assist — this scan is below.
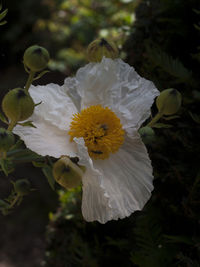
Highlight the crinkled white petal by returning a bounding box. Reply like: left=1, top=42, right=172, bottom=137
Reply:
left=28, top=83, right=77, bottom=131
left=74, top=135, right=154, bottom=224
left=62, top=57, right=159, bottom=132
left=14, top=117, right=77, bottom=158
left=64, top=77, right=81, bottom=112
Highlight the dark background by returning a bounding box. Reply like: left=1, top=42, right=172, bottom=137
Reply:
left=0, top=0, right=200, bottom=266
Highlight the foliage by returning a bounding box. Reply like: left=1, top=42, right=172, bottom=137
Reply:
left=0, top=0, right=138, bottom=76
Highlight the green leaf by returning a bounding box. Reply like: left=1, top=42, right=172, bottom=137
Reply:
left=163, top=115, right=180, bottom=121
left=164, top=235, right=194, bottom=245
left=0, top=20, right=7, bottom=26
left=188, top=111, right=200, bottom=124
left=0, top=158, right=14, bottom=176
left=17, top=121, right=36, bottom=128
left=34, top=101, right=42, bottom=107
left=32, top=161, right=46, bottom=168
left=152, top=123, right=173, bottom=128
left=146, top=44, right=194, bottom=85
left=0, top=111, right=8, bottom=124
left=42, top=165, right=55, bottom=190
left=9, top=139, right=24, bottom=150
left=24, top=63, right=30, bottom=73
left=33, top=70, right=50, bottom=81
left=7, top=148, right=42, bottom=163
left=0, top=9, right=8, bottom=21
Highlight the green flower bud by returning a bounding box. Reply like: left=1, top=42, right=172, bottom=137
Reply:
left=2, top=88, right=34, bottom=122
left=53, top=157, right=84, bottom=190
left=87, top=38, right=118, bottom=62
left=23, top=45, right=50, bottom=72
left=0, top=128, right=15, bottom=152
left=139, top=126, right=155, bottom=145
left=13, top=179, right=31, bottom=195
left=156, top=89, right=182, bottom=115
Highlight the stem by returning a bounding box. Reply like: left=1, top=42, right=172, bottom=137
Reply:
left=24, top=70, right=35, bottom=92
left=147, top=112, right=164, bottom=127
left=7, top=120, right=17, bottom=131
left=9, top=194, right=20, bottom=208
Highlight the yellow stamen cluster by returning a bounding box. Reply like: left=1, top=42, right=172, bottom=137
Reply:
left=69, top=105, right=125, bottom=160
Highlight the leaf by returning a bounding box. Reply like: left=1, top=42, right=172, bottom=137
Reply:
left=0, top=111, right=8, bottom=124
left=153, top=123, right=173, bottom=128
left=0, top=9, right=8, bottom=21
left=33, top=70, right=49, bottom=81
left=188, top=111, right=200, bottom=124
left=32, top=161, right=46, bottom=168
left=9, top=139, right=24, bottom=150
left=163, top=235, right=194, bottom=245
left=17, top=121, right=36, bottom=128
left=34, top=101, right=42, bottom=107
left=42, top=165, right=55, bottom=190
left=0, top=158, right=14, bottom=176
left=7, top=148, right=42, bottom=163
left=163, top=115, right=180, bottom=121
left=146, top=44, right=194, bottom=85
left=23, top=63, right=30, bottom=73
left=0, top=20, right=7, bottom=26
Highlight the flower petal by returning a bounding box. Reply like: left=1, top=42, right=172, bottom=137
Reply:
left=74, top=135, right=154, bottom=224
left=63, top=58, right=159, bottom=133
left=117, top=59, right=159, bottom=131
left=73, top=137, right=111, bottom=223
left=28, top=83, right=77, bottom=131
left=13, top=118, right=77, bottom=158
left=13, top=83, right=78, bottom=157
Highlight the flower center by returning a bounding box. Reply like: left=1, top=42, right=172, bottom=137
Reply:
left=69, top=105, right=125, bottom=159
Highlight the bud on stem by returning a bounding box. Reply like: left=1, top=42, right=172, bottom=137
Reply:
left=87, top=38, right=118, bottom=62
left=2, top=88, right=35, bottom=125
left=156, top=88, right=182, bottom=115
left=53, top=157, right=84, bottom=189
left=23, top=45, right=50, bottom=72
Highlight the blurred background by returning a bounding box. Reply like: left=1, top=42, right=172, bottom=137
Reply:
left=0, top=0, right=200, bottom=266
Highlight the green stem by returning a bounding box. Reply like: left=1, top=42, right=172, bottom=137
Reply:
left=7, top=120, right=17, bottom=131
left=9, top=194, right=20, bottom=208
left=147, top=112, right=164, bottom=127
left=24, top=70, right=35, bottom=92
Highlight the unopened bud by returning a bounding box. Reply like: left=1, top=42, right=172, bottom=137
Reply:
left=0, top=128, right=15, bottom=152
left=139, top=126, right=155, bottom=144
left=87, top=38, right=118, bottom=62
left=156, top=89, right=182, bottom=115
left=13, top=179, right=31, bottom=195
left=23, top=45, right=50, bottom=72
left=53, top=157, right=84, bottom=189
left=2, top=88, right=34, bottom=122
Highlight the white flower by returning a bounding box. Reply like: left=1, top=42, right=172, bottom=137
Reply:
left=13, top=58, right=159, bottom=224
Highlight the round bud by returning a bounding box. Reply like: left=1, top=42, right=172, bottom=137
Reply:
left=23, top=45, right=50, bottom=72
left=0, top=128, right=15, bottom=152
left=14, top=179, right=31, bottom=195
left=53, top=157, right=83, bottom=189
left=139, top=126, right=156, bottom=145
left=156, top=89, right=182, bottom=115
left=2, top=88, right=35, bottom=122
left=87, top=38, right=118, bottom=62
